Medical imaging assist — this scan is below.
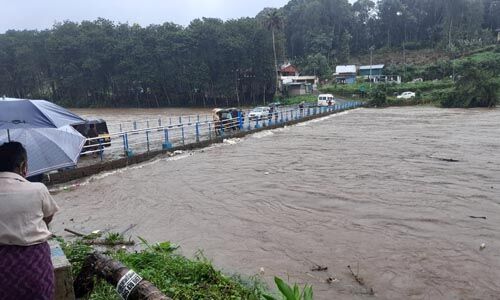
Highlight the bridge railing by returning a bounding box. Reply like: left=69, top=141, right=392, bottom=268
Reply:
left=80, top=101, right=364, bottom=161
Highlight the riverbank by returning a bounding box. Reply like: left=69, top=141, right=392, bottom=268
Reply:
left=60, top=238, right=271, bottom=299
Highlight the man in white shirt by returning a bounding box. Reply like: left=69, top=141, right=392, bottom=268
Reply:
left=0, top=141, right=59, bottom=300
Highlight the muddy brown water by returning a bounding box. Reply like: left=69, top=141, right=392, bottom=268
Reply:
left=53, top=107, right=500, bottom=299
left=70, top=107, right=214, bottom=132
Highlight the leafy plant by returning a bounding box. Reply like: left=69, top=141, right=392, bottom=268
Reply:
left=263, top=277, right=313, bottom=300
left=104, top=232, right=124, bottom=244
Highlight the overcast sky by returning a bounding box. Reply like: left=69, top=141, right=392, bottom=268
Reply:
left=0, top=0, right=295, bottom=33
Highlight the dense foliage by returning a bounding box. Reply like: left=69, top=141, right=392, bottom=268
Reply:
left=0, top=0, right=499, bottom=107
left=440, top=61, right=500, bottom=107
left=0, top=18, right=275, bottom=107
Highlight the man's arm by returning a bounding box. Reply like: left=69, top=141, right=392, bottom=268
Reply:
left=43, top=215, right=54, bottom=226
left=40, top=184, right=59, bottom=227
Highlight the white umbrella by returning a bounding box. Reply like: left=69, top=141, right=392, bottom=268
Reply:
left=0, top=125, right=86, bottom=176
left=0, top=97, right=84, bottom=130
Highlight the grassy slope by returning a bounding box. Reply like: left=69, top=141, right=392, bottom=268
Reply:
left=317, top=45, right=500, bottom=105
left=61, top=239, right=268, bottom=300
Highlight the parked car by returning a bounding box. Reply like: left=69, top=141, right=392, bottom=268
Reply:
left=248, top=106, right=270, bottom=120
left=317, top=94, right=336, bottom=106
left=397, top=91, right=416, bottom=99
left=268, top=102, right=283, bottom=107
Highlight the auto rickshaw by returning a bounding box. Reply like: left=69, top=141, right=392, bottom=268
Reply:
left=212, top=108, right=242, bottom=136
left=72, top=118, right=112, bottom=148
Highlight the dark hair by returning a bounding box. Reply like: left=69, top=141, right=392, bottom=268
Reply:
left=0, top=141, right=27, bottom=172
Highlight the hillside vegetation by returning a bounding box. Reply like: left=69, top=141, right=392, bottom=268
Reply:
left=0, top=0, right=498, bottom=107
left=320, top=45, right=500, bottom=108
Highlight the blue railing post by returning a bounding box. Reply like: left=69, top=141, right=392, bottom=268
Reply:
left=133, top=121, right=137, bottom=130
left=158, top=118, right=162, bottom=127
left=163, top=128, right=172, bottom=149
left=179, top=116, right=182, bottom=124
left=119, top=123, right=123, bottom=132
left=255, top=118, right=260, bottom=129
left=146, top=130, right=150, bottom=152
left=169, top=117, right=172, bottom=125
left=209, top=122, right=212, bottom=140
left=188, top=115, right=191, bottom=123
left=238, top=111, right=243, bottom=130
left=98, top=139, right=104, bottom=161
left=122, top=134, right=127, bottom=152
left=147, top=120, right=150, bottom=128
left=124, top=133, right=133, bottom=157
left=195, top=122, right=200, bottom=143
left=181, top=125, right=185, bottom=145
left=263, top=117, right=267, bottom=127
left=280, top=111, right=284, bottom=123
left=197, top=115, right=200, bottom=122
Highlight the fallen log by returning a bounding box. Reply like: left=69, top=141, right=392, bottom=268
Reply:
left=74, top=252, right=170, bottom=300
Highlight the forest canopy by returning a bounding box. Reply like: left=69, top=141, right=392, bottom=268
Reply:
left=0, top=0, right=498, bottom=107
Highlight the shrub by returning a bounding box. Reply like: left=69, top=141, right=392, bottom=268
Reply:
left=368, top=84, right=387, bottom=107
left=441, top=61, right=499, bottom=108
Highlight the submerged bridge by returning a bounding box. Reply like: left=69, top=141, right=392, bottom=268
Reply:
left=46, top=101, right=363, bottom=185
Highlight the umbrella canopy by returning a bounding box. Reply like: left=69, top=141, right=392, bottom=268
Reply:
left=0, top=97, right=84, bottom=130
left=0, top=125, right=86, bottom=177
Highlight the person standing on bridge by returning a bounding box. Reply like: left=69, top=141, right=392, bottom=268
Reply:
left=0, top=141, right=59, bottom=300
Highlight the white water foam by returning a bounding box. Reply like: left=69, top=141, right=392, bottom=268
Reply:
left=49, top=151, right=193, bottom=193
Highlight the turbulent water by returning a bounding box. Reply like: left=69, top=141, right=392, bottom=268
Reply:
left=70, top=107, right=214, bottom=132
left=53, top=107, right=500, bottom=299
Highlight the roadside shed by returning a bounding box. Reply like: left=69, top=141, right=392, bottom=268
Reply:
left=359, top=64, right=385, bottom=77
left=283, top=82, right=312, bottom=96
left=334, top=65, right=357, bottom=84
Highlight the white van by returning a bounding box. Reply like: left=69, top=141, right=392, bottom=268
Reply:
left=317, top=94, right=336, bottom=106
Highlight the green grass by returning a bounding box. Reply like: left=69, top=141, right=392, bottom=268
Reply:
left=460, top=49, right=500, bottom=64
left=280, top=94, right=317, bottom=105
left=320, top=80, right=453, bottom=96
left=60, top=239, right=270, bottom=300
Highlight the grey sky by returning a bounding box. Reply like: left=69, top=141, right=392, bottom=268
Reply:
left=0, top=0, right=293, bottom=33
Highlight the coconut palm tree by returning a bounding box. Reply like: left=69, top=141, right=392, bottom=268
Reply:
left=263, top=8, right=283, bottom=97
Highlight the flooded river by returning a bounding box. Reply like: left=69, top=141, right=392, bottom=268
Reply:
left=70, top=107, right=214, bottom=132
left=53, top=107, right=500, bottom=299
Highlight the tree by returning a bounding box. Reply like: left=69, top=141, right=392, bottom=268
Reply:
left=299, top=53, right=332, bottom=78
left=263, top=8, right=283, bottom=97
left=441, top=61, right=499, bottom=108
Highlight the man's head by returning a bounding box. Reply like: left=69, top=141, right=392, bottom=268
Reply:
left=0, top=141, right=28, bottom=177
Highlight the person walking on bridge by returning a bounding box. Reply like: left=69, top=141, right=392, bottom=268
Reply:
left=0, top=141, right=59, bottom=300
